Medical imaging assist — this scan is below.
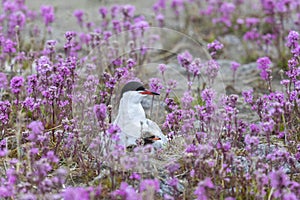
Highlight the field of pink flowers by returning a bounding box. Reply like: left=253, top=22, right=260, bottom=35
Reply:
left=0, top=0, right=300, bottom=199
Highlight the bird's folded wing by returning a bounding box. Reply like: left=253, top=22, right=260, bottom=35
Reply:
left=121, top=122, right=142, bottom=139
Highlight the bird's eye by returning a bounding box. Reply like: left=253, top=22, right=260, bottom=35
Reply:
left=136, top=86, right=145, bottom=91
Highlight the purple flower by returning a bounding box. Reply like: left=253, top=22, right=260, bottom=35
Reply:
left=9, top=11, right=26, bottom=34
left=280, top=79, right=290, bottom=86
left=189, top=61, right=201, bottom=77
left=0, top=101, right=11, bottom=125
left=167, top=163, right=180, bottom=174
left=46, top=40, right=56, bottom=51
left=0, top=72, right=8, bottom=89
left=129, top=172, right=141, bottom=180
left=220, top=2, right=235, bottom=18
left=134, top=20, right=149, bottom=32
left=149, top=78, right=163, bottom=94
left=185, top=143, right=197, bottom=154
left=6, top=168, right=17, bottom=184
left=108, top=124, right=121, bottom=135
left=30, top=147, right=39, bottom=156
left=231, top=61, right=240, bottom=72
left=289, top=91, right=298, bottom=101
left=181, top=91, right=194, bottom=109
left=245, top=134, right=260, bottom=149
left=15, top=51, right=27, bottom=64
left=249, top=123, right=260, bottom=135
left=201, top=88, right=215, bottom=105
left=22, top=97, right=35, bottom=111
left=105, top=77, right=116, bottom=90
left=178, top=51, right=193, bottom=69
left=236, top=18, right=244, bottom=24
left=3, top=1, right=17, bottom=13
left=103, top=31, right=112, bottom=41
left=207, top=40, right=224, bottom=57
left=36, top=56, right=52, bottom=75
left=79, top=33, right=91, bottom=45
left=262, top=120, right=275, bottom=133
left=166, top=80, right=177, bottom=94
left=205, top=60, right=220, bottom=82
left=283, top=193, right=298, bottom=200
left=164, top=97, right=178, bottom=111
left=257, top=57, right=271, bottom=70
left=156, top=13, right=165, bottom=27
left=94, top=104, right=107, bottom=122
left=73, top=10, right=84, bottom=26
left=83, top=75, right=98, bottom=94
left=99, top=7, right=108, bottom=18
left=111, top=5, right=119, bottom=18
left=223, top=141, right=231, bottom=151
left=140, top=179, right=160, bottom=192
left=0, top=138, right=8, bottom=157
left=27, top=121, right=44, bottom=141
left=296, top=151, right=300, bottom=161
left=26, top=74, right=38, bottom=94
left=46, top=151, right=59, bottom=163
left=291, top=45, right=300, bottom=57
left=262, top=33, right=275, bottom=45
left=194, top=177, right=214, bottom=200
left=269, top=170, right=290, bottom=198
left=242, top=89, right=253, bottom=104
left=167, top=177, right=179, bottom=187
left=158, top=64, right=167, bottom=74
left=243, top=30, right=260, bottom=41
left=171, top=0, right=184, bottom=16
left=245, top=17, right=260, bottom=28
left=111, top=58, right=122, bottom=67
left=40, top=5, right=55, bottom=27
left=65, top=31, right=76, bottom=42
left=112, top=19, right=122, bottom=33
left=257, top=57, right=272, bottom=80
left=126, top=58, right=136, bottom=69
left=63, top=187, right=90, bottom=200
left=122, top=5, right=135, bottom=18
left=10, top=76, right=24, bottom=95
left=112, top=182, right=140, bottom=200
left=286, top=30, right=299, bottom=49
left=153, top=0, right=166, bottom=13
left=286, top=59, right=300, bottom=82
left=0, top=185, right=13, bottom=198
left=2, top=39, right=16, bottom=54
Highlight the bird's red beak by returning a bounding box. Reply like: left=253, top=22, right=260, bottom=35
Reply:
left=139, top=90, right=160, bottom=95
left=151, top=137, right=161, bottom=141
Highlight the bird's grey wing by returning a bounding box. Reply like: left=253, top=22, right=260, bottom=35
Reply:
left=122, top=122, right=142, bottom=138
left=118, top=122, right=142, bottom=147
left=145, top=119, right=168, bottom=144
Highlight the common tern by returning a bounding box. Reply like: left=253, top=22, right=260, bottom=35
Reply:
left=113, top=81, right=168, bottom=149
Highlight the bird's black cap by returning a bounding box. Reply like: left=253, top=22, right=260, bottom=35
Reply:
left=120, top=81, right=145, bottom=97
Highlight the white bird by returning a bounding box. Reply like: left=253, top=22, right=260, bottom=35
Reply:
left=113, top=81, right=168, bottom=149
